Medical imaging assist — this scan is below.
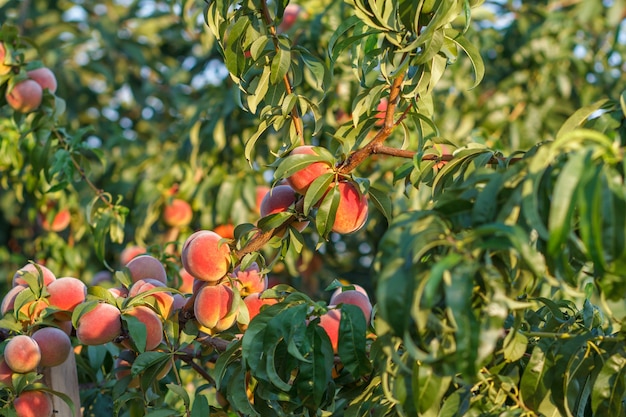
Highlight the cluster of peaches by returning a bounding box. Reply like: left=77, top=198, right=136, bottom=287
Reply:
left=0, top=42, right=57, bottom=113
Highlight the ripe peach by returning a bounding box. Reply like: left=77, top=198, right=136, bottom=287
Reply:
left=0, top=43, right=11, bottom=75
left=128, top=278, right=174, bottom=317
left=243, top=292, right=278, bottom=321
left=114, top=349, right=140, bottom=388
left=17, top=299, right=48, bottom=324
left=13, top=263, right=56, bottom=287
left=172, top=293, right=188, bottom=312
left=329, top=289, right=372, bottom=323
left=31, top=326, right=72, bottom=367
left=331, top=181, right=368, bottom=234
left=433, top=143, right=452, bottom=169
left=177, top=268, right=195, bottom=293
left=1, top=285, right=27, bottom=315
left=13, top=390, right=53, bottom=417
left=278, top=4, right=302, bottom=33
left=46, top=277, right=87, bottom=320
left=27, top=67, right=57, bottom=94
left=194, top=283, right=237, bottom=332
left=126, top=254, right=168, bottom=285
left=259, top=185, right=309, bottom=232
left=318, top=309, right=341, bottom=353
left=255, top=185, right=270, bottom=213
left=109, top=286, right=129, bottom=298
left=0, top=357, right=13, bottom=387
left=120, top=245, right=146, bottom=265
left=38, top=206, right=71, bottom=232
left=76, top=303, right=122, bottom=345
left=6, top=79, right=43, bottom=113
left=229, top=262, right=267, bottom=297
left=374, top=98, right=388, bottom=126
left=286, top=146, right=334, bottom=194
left=163, top=198, right=193, bottom=227
left=181, top=230, right=231, bottom=282
left=214, top=223, right=235, bottom=239
left=124, top=306, right=164, bottom=351
left=4, top=335, right=41, bottom=373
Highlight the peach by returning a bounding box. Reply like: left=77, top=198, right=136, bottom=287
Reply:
left=120, top=245, right=146, bottom=265
left=0, top=357, right=13, bottom=387
left=331, top=181, right=368, bottom=234
left=54, top=319, right=73, bottom=336
left=4, top=335, right=41, bottom=373
left=172, top=293, right=188, bottom=312
left=1, top=285, right=27, bottom=315
left=76, top=303, right=122, bottom=345
left=259, top=185, right=309, bottom=232
left=124, top=306, right=164, bottom=351
left=177, top=268, right=194, bottom=293
left=374, top=98, right=388, bottom=126
left=255, top=185, right=270, bottom=213
left=17, top=299, right=48, bottom=324
left=163, top=198, right=193, bottom=227
left=243, top=292, right=278, bottom=321
left=6, top=79, right=43, bottom=113
left=31, top=326, right=72, bottom=367
left=13, top=263, right=56, bottom=287
left=181, top=230, right=231, bottom=282
left=433, top=143, right=452, bottom=169
left=285, top=146, right=334, bottom=194
left=128, top=278, right=174, bottom=317
left=329, top=289, right=372, bottom=323
left=213, top=223, right=235, bottom=239
left=278, top=4, right=302, bottom=33
left=109, top=286, right=129, bottom=298
left=229, top=262, right=267, bottom=297
left=38, top=207, right=71, bottom=232
left=0, top=42, right=11, bottom=75
left=194, top=283, right=237, bottom=332
left=92, top=270, right=114, bottom=285
left=126, top=254, right=167, bottom=285
left=318, top=309, right=341, bottom=353
left=46, top=277, right=87, bottom=320
left=13, top=390, right=53, bottom=417
left=330, top=284, right=369, bottom=300
left=27, top=67, right=57, bottom=94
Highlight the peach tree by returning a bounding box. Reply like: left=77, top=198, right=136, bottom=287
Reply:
left=0, top=0, right=625, bottom=416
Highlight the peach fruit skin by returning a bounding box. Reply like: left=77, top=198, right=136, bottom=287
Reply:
left=286, top=146, right=333, bottom=194
left=13, top=390, right=53, bottom=417
left=76, top=303, right=122, bottom=345
left=259, top=184, right=309, bottom=232
left=194, top=283, right=236, bottom=331
left=6, top=79, right=43, bottom=113
left=124, top=305, right=164, bottom=351
left=32, top=326, right=72, bottom=367
left=27, top=67, right=58, bottom=94
left=330, top=289, right=372, bottom=323
left=243, top=292, right=278, bottom=321
left=229, top=262, right=267, bottom=297
left=182, top=230, right=231, bottom=282
left=331, top=181, right=368, bottom=234
left=126, top=254, right=168, bottom=285
left=4, top=335, right=41, bottom=374
left=13, top=263, right=56, bottom=287
left=47, top=276, right=87, bottom=320
left=163, top=198, right=193, bottom=227
left=38, top=208, right=71, bottom=232
left=318, top=309, right=341, bottom=353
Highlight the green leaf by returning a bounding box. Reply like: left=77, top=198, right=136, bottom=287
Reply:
left=503, top=330, right=528, bottom=363
left=591, top=350, right=626, bottom=416
left=556, top=99, right=610, bottom=138
left=338, top=304, right=371, bottom=377
left=270, top=38, right=291, bottom=85
left=367, top=184, right=393, bottom=223
left=303, top=172, right=334, bottom=215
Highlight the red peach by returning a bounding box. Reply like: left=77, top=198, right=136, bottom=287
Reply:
left=27, top=67, right=57, bottom=94
left=181, top=230, right=231, bottom=282
left=13, top=390, right=53, bottom=417
left=4, top=335, right=41, bottom=373
left=243, top=292, right=278, bottom=321
left=31, top=326, right=72, bottom=367
left=318, top=309, right=341, bottom=353
left=433, top=144, right=452, bottom=169
left=120, top=245, right=146, bottom=265
left=38, top=208, right=71, bottom=232
left=229, top=262, right=267, bottom=297
left=374, top=98, right=388, bottom=126
left=286, top=146, right=334, bottom=194
left=126, top=254, right=168, bottom=285
left=6, top=79, right=43, bottom=113
left=163, top=198, right=193, bottom=227
left=46, top=277, right=87, bottom=320
left=331, top=181, right=368, bottom=234
left=177, top=268, right=195, bottom=293
left=213, top=223, right=235, bottom=239
left=329, top=289, right=372, bottom=323
left=76, top=303, right=122, bottom=345
left=128, top=278, right=174, bottom=317
left=278, top=4, right=302, bottom=33
left=0, top=357, right=13, bottom=387
left=1, top=285, right=27, bottom=315
left=259, top=185, right=309, bottom=232
left=13, top=263, right=56, bottom=287
left=255, top=185, right=271, bottom=213
left=194, top=284, right=237, bottom=332
left=124, top=306, right=164, bottom=351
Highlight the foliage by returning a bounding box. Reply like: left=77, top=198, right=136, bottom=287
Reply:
left=0, top=0, right=625, bottom=416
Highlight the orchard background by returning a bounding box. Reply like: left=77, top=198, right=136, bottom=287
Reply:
left=0, top=0, right=625, bottom=416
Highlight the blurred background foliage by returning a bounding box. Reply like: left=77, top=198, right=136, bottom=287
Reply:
left=0, top=0, right=625, bottom=300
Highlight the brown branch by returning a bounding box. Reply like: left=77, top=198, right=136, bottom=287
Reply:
left=177, top=353, right=216, bottom=384
left=196, top=333, right=236, bottom=352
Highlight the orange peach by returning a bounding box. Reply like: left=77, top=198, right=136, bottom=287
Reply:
left=46, top=277, right=87, bottom=320
left=177, top=268, right=194, bottom=293
left=6, top=79, right=42, bottom=113
left=329, top=289, right=372, bottom=323
left=318, top=309, right=341, bottom=353
left=27, top=67, right=57, bottom=94
left=229, top=262, right=267, bottom=297
left=213, top=223, right=235, bottom=239
left=17, top=299, right=48, bottom=324
left=181, top=230, right=231, bottom=282
left=120, top=245, right=146, bottom=265
left=259, top=184, right=309, bottom=232
left=243, top=292, right=278, bottom=321
left=128, top=278, right=174, bottom=317
left=286, top=146, right=334, bottom=194
left=13, top=263, right=56, bottom=287
left=124, top=305, right=164, bottom=351
left=4, top=335, right=41, bottom=373
left=126, top=254, right=167, bottom=285
left=31, top=326, right=72, bottom=367
left=0, top=43, right=11, bottom=75
left=163, top=198, right=193, bottom=227
left=194, top=283, right=237, bottom=332
left=331, top=181, right=368, bottom=234
left=109, top=286, right=129, bottom=298
left=38, top=208, right=71, bottom=232
left=76, top=303, right=122, bottom=345
left=13, top=390, right=53, bottom=417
